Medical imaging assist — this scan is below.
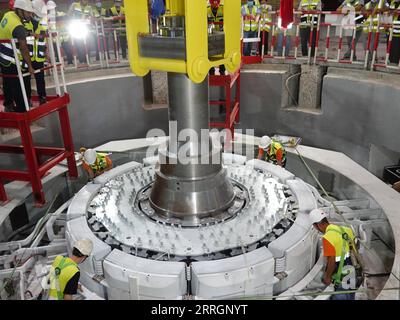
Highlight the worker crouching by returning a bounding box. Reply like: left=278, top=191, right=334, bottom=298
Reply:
left=257, top=135, right=287, bottom=167
left=46, top=239, right=93, bottom=300
left=80, top=147, right=113, bottom=179
left=309, top=208, right=360, bottom=300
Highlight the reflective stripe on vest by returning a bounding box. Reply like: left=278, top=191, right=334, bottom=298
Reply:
left=48, top=256, right=79, bottom=300
left=243, top=5, right=258, bottom=32
left=260, top=7, right=272, bottom=31
left=34, top=20, right=48, bottom=62
left=0, top=11, right=28, bottom=69
left=300, top=0, right=319, bottom=25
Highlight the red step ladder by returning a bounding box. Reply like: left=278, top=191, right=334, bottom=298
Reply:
left=209, top=68, right=241, bottom=144
left=0, top=94, right=78, bottom=206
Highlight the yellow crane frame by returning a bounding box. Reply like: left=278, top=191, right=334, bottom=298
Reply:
left=125, top=0, right=241, bottom=83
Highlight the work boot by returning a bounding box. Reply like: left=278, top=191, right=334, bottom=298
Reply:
left=39, top=97, right=47, bottom=105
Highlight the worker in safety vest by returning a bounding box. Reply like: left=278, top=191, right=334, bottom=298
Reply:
left=309, top=209, right=357, bottom=300
left=258, top=0, right=272, bottom=56
left=387, top=0, right=400, bottom=63
left=208, top=0, right=226, bottom=75
left=24, top=0, right=48, bottom=106
left=363, top=0, right=388, bottom=60
left=338, top=0, right=365, bottom=60
left=208, top=0, right=224, bottom=32
left=47, top=239, right=93, bottom=300
left=242, top=0, right=261, bottom=56
left=0, top=0, right=35, bottom=113
left=257, top=135, right=287, bottom=167
left=47, top=1, right=74, bottom=66
left=109, top=0, right=127, bottom=60
left=298, top=0, right=322, bottom=57
left=80, top=147, right=113, bottom=179
left=92, top=1, right=108, bottom=61
left=68, top=0, right=92, bottom=64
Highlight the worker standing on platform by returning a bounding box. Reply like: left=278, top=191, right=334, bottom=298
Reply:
left=259, top=0, right=272, bottom=56
left=363, top=0, right=388, bottom=62
left=92, top=1, right=108, bottom=61
left=80, top=147, right=113, bottom=179
left=208, top=0, right=226, bottom=75
left=298, top=0, right=322, bottom=57
left=0, top=0, right=35, bottom=113
left=47, top=239, right=93, bottom=300
left=338, top=0, right=365, bottom=60
left=25, top=0, right=48, bottom=105
left=388, top=0, right=400, bottom=63
left=242, top=0, right=261, bottom=56
left=110, top=0, right=127, bottom=60
left=47, top=1, right=74, bottom=66
left=68, top=0, right=92, bottom=64
left=257, top=135, right=287, bottom=167
left=309, top=209, right=357, bottom=300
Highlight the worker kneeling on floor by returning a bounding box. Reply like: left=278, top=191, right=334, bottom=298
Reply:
left=309, top=208, right=360, bottom=300
left=80, top=147, right=113, bottom=179
left=44, top=239, right=93, bottom=300
left=257, top=135, right=287, bottom=167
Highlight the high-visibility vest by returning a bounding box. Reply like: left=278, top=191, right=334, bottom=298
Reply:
left=0, top=11, right=28, bottom=69
left=110, top=6, right=126, bottom=35
left=299, top=0, right=320, bottom=26
left=344, top=0, right=365, bottom=26
left=390, top=0, right=400, bottom=37
left=71, top=2, right=92, bottom=19
left=83, top=153, right=111, bottom=176
left=207, top=4, right=224, bottom=31
left=92, top=7, right=107, bottom=18
left=260, top=5, right=272, bottom=32
left=56, top=12, right=70, bottom=43
left=363, top=1, right=385, bottom=33
left=263, top=140, right=287, bottom=165
left=323, top=224, right=355, bottom=284
left=48, top=256, right=79, bottom=300
left=243, top=5, right=258, bottom=32
left=25, top=19, right=48, bottom=63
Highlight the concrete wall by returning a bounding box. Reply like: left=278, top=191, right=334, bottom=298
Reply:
left=4, top=65, right=398, bottom=179
left=238, top=66, right=400, bottom=178
left=35, top=75, right=169, bottom=150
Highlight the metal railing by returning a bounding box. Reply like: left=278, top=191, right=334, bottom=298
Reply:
left=241, top=9, right=400, bottom=73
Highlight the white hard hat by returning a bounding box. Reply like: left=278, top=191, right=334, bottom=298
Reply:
left=32, top=0, right=47, bottom=18
left=13, top=0, right=34, bottom=13
left=309, top=208, right=328, bottom=225
left=46, top=0, right=57, bottom=10
left=74, top=239, right=93, bottom=256
left=83, top=149, right=97, bottom=165
left=259, top=135, right=272, bottom=149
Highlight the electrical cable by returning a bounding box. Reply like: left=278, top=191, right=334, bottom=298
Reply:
left=294, top=146, right=400, bottom=298
left=0, top=193, right=59, bottom=298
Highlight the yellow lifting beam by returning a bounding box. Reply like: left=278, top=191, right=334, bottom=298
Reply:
left=125, top=0, right=241, bottom=83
